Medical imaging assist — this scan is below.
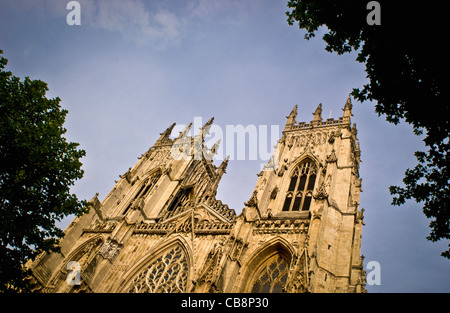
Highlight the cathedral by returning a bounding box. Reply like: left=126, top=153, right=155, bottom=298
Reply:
left=27, top=96, right=366, bottom=293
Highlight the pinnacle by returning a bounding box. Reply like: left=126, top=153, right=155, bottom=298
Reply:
left=312, top=103, right=323, bottom=121
left=201, top=117, right=215, bottom=131
left=160, top=122, right=176, bottom=136
left=343, top=94, right=353, bottom=118
left=287, top=105, right=298, bottom=118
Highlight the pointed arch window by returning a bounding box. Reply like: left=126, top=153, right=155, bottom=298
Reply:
left=159, top=187, right=193, bottom=220
left=167, top=187, right=191, bottom=212
left=122, top=171, right=161, bottom=215
left=127, top=245, right=189, bottom=293
left=250, top=253, right=289, bottom=293
left=282, top=159, right=317, bottom=212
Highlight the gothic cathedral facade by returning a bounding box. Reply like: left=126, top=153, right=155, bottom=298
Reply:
left=28, top=97, right=366, bottom=293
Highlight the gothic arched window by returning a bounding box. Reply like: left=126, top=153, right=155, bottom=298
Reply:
left=122, top=171, right=161, bottom=215
left=282, top=159, right=317, bottom=212
left=127, top=245, right=189, bottom=293
left=160, top=187, right=193, bottom=220
left=250, top=253, right=289, bottom=293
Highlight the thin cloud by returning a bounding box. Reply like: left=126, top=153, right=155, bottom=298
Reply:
left=186, top=0, right=253, bottom=25
left=84, top=0, right=181, bottom=50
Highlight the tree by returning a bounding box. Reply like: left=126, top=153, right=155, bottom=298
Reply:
left=286, top=1, right=449, bottom=258
left=0, top=50, right=88, bottom=291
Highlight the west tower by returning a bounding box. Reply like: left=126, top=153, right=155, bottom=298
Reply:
left=28, top=96, right=366, bottom=293
left=233, top=97, right=365, bottom=292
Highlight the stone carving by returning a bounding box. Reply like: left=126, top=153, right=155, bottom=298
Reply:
left=284, top=246, right=310, bottom=293
left=75, top=238, right=103, bottom=267
left=326, top=149, right=338, bottom=163
left=229, top=236, right=248, bottom=261
left=356, top=208, right=365, bottom=225
left=277, top=159, right=289, bottom=176
left=162, top=162, right=172, bottom=176
left=328, top=129, right=342, bottom=143
left=244, top=190, right=258, bottom=208
left=270, top=186, right=278, bottom=200
left=98, top=239, right=122, bottom=262
left=127, top=198, right=145, bottom=212
left=312, top=103, right=322, bottom=122
left=311, top=206, right=323, bottom=220
left=120, top=168, right=132, bottom=184
left=196, top=238, right=226, bottom=287
left=253, top=220, right=308, bottom=235
left=88, top=219, right=117, bottom=233
left=313, top=182, right=328, bottom=200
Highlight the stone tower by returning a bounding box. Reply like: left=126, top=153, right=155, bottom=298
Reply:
left=235, top=96, right=365, bottom=292
left=27, top=96, right=366, bottom=293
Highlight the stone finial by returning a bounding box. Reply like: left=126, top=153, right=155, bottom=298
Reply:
left=160, top=122, right=176, bottom=136
left=200, top=117, right=214, bottom=133
left=343, top=94, right=353, bottom=118
left=176, top=122, right=193, bottom=140
left=312, top=103, right=323, bottom=122
left=244, top=190, right=258, bottom=207
left=205, top=139, right=221, bottom=161
left=218, top=155, right=229, bottom=174
left=210, top=138, right=221, bottom=156
left=195, top=117, right=215, bottom=144
left=211, top=155, right=229, bottom=189
left=155, top=122, right=176, bottom=145
left=284, top=105, right=298, bottom=130
left=88, top=192, right=101, bottom=209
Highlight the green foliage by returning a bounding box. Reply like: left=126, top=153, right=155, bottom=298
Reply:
left=286, top=1, right=449, bottom=258
left=0, top=50, right=88, bottom=291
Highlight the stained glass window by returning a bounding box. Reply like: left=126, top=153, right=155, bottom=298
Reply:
left=250, top=254, right=289, bottom=293
left=282, top=159, right=317, bottom=211
left=127, top=245, right=188, bottom=293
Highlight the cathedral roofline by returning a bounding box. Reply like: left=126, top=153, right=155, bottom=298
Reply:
left=282, top=116, right=348, bottom=133
left=283, top=94, right=353, bottom=132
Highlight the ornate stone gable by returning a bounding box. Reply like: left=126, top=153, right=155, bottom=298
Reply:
left=134, top=204, right=234, bottom=237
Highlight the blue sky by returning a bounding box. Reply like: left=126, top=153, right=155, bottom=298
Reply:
left=1, top=0, right=448, bottom=292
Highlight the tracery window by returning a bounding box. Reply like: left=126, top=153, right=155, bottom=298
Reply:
left=127, top=245, right=189, bottom=293
left=161, top=187, right=192, bottom=220
left=250, top=254, right=289, bottom=293
left=282, top=159, right=317, bottom=212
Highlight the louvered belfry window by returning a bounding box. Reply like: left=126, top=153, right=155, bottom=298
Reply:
left=282, top=159, right=317, bottom=212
